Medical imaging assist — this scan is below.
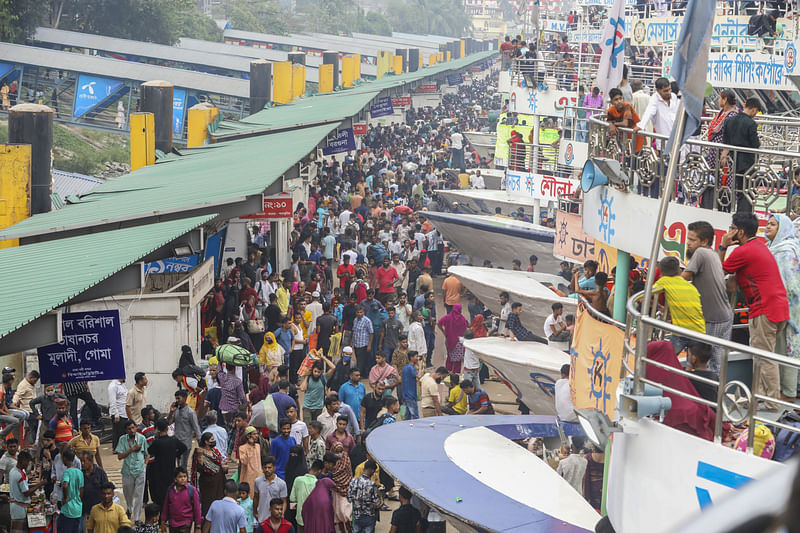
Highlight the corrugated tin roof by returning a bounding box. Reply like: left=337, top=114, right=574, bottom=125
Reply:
left=0, top=215, right=215, bottom=340
left=213, top=50, right=496, bottom=137
left=33, top=27, right=254, bottom=74
left=306, top=33, right=439, bottom=55
left=0, top=123, right=336, bottom=240
left=52, top=170, right=105, bottom=204
left=224, top=29, right=387, bottom=58
left=0, top=42, right=250, bottom=98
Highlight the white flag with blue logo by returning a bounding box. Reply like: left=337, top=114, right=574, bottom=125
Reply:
left=669, top=0, right=715, bottom=146
left=596, top=0, right=626, bottom=98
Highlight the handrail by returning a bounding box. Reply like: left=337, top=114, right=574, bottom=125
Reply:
left=625, top=289, right=800, bottom=451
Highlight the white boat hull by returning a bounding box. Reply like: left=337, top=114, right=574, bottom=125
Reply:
left=435, top=188, right=537, bottom=216
left=448, top=265, right=576, bottom=331
left=464, top=336, right=570, bottom=415
left=464, top=131, right=497, bottom=161
left=424, top=212, right=559, bottom=272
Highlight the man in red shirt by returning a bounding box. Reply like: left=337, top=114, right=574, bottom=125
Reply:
left=375, top=257, right=399, bottom=305
left=719, top=212, right=789, bottom=410
left=337, top=254, right=355, bottom=296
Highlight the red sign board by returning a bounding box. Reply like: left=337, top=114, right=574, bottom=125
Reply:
left=241, top=193, right=293, bottom=219
left=391, top=96, right=411, bottom=107
left=415, top=83, right=438, bottom=93
left=353, top=123, right=367, bottom=135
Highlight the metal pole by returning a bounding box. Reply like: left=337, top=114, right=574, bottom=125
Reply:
left=613, top=250, right=630, bottom=322
left=632, top=102, right=686, bottom=395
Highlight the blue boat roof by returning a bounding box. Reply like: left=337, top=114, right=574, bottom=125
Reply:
left=366, top=414, right=596, bottom=533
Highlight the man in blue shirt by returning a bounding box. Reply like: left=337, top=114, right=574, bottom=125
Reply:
left=338, top=369, right=366, bottom=424
left=401, top=351, right=421, bottom=420
left=570, top=259, right=598, bottom=294
left=205, top=479, right=248, bottom=533
left=273, top=319, right=293, bottom=362
left=271, top=419, right=297, bottom=480
left=321, top=228, right=337, bottom=261
left=351, top=307, right=374, bottom=377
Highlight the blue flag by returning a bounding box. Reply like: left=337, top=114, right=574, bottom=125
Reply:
left=669, top=0, right=715, bottom=147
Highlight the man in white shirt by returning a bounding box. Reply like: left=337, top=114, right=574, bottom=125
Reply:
left=307, top=292, right=324, bottom=335
left=338, top=208, right=353, bottom=233
left=496, top=291, right=511, bottom=334
left=633, top=77, right=678, bottom=197
left=470, top=170, right=486, bottom=189
left=388, top=234, right=404, bottom=257
left=543, top=302, right=571, bottom=342
left=107, top=378, right=128, bottom=448
left=554, top=364, right=577, bottom=422
left=407, top=311, right=428, bottom=358
left=630, top=80, right=651, bottom=132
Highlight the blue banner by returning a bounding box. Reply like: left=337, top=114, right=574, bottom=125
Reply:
left=322, top=128, right=357, bottom=155
left=73, top=74, right=124, bottom=118
left=37, top=310, right=126, bottom=384
left=144, top=255, right=199, bottom=274
left=448, top=73, right=464, bottom=86
left=369, top=97, right=394, bottom=118
left=173, top=88, right=187, bottom=134
left=0, top=62, right=14, bottom=81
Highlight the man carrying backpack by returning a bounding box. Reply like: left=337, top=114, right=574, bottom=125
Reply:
left=160, top=466, right=202, bottom=531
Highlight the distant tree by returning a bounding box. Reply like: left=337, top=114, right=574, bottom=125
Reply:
left=216, top=0, right=288, bottom=35
left=387, top=0, right=471, bottom=37
left=356, top=9, right=392, bottom=37
left=0, top=0, right=39, bottom=43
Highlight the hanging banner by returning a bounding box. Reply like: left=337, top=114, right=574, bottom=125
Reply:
left=322, top=128, right=356, bottom=155
left=173, top=88, right=187, bottom=134
left=370, top=97, right=395, bottom=118
left=553, top=211, right=595, bottom=263
left=352, top=123, right=367, bottom=135
left=391, top=95, right=411, bottom=107
left=510, top=86, right=579, bottom=117
left=505, top=170, right=578, bottom=202
left=569, top=304, right=625, bottom=417
left=0, top=62, right=14, bottom=80
left=631, top=14, right=793, bottom=47
left=447, top=73, right=464, bottom=86
left=415, top=83, right=438, bottom=93
left=37, top=310, right=126, bottom=384
left=241, top=192, right=294, bottom=219
left=73, top=74, right=124, bottom=118
left=705, top=45, right=796, bottom=91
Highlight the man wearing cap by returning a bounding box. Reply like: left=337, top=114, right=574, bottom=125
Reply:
left=307, top=291, right=324, bottom=335
left=328, top=347, right=354, bottom=392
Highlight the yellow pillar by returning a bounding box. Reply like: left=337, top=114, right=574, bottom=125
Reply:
left=130, top=112, right=155, bottom=172
left=353, top=54, right=361, bottom=80
left=419, top=51, right=424, bottom=68
left=318, top=64, right=334, bottom=93
left=273, top=61, right=293, bottom=104
left=393, top=55, right=403, bottom=75
left=497, top=36, right=502, bottom=51
left=460, top=40, right=466, bottom=58
left=429, top=54, right=436, bottom=66
left=292, top=64, right=306, bottom=98
left=187, top=103, right=218, bottom=148
left=446, top=51, right=451, bottom=61
left=438, top=52, right=444, bottom=62
left=342, top=56, right=355, bottom=88
left=0, top=144, right=31, bottom=249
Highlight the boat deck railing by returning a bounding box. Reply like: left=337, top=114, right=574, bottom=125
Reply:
left=587, top=116, right=800, bottom=217
left=624, top=288, right=800, bottom=451
left=509, top=57, right=664, bottom=92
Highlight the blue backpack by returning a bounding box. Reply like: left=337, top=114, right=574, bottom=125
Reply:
left=772, top=410, right=800, bottom=462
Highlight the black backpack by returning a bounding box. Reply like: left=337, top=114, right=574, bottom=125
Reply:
left=176, top=364, right=206, bottom=382
left=363, top=413, right=393, bottom=438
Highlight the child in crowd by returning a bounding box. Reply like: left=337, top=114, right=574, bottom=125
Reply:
left=306, top=420, right=326, bottom=469
left=238, top=482, right=255, bottom=533
left=136, top=503, right=161, bottom=533
left=686, top=342, right=718, bottom=404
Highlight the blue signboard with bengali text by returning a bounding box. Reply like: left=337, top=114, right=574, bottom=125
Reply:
left=144, top=255, right=199, bottom=274
left=0, top=62, right=14, bottom=80
left=37, top=310, right=126, bottom=384
left=173, top=88, right=187, bottom=134
left=369, top=97, right=394, bottom=118
left=448, top=73, right=464, bottom=86
left=322, top=128, right=356, bottom=155
left=73, top=74, right=124, bottom=118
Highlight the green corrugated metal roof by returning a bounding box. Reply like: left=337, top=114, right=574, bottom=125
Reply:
left=0, top=215, right=215, bottom=340
left=0, top=123, right=336, bottom=241
left=214, top=50, right=497, bottom=137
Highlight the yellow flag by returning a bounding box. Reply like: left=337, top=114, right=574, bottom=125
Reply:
left=569, top=304, right=625, bottom=417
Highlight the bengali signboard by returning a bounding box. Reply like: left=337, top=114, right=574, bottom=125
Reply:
left=322, top=128, right=357, bottom=155
left=391, top=95, right=411, bottom=107
left=241, top=192, right=293, bottom=219
left=415, top=83, right=438, bottom=93
left=189, top=259, right=215, bottom=308
left=558, top=140, right=588, bottom=168
left=554, top=211, right=595, bottom=263
left=705, top=46, right=796, bottom=90
left=510, top=87, right=579, bottom=117
left=583, top=185, right=733, bottom=262
left=352, top=123, right=367, bottom=135
left=73, top=74, right=124, bottom=118
left=567, top=30, right=603, bottom=44
left=37, top=310, right=126, bottom=384
left=505, top=170, right=577, bottom=202
left=369, top=97, right=395, bottom=118
left=631, top=15, right=792, bottom=46
left=144, top=256, right=198, bottom=274
left=447, top=73, right=464, bottom=86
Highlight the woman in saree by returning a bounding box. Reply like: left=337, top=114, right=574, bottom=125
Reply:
left=437, top=304, right=469, bottom=373
left=765, top=213, right=800, bottom=401
left=301, top=477, right=335, bottom=533
left=330, top=442, right=353, bottom=533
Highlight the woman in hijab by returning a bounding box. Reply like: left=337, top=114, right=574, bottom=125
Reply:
left=258, top=331, right=285, bottom=379
left=301, top=477, right=335, bottom=533
left=470, top=313, right=488, bottom=338
left=437, top=304, right=470, bottom=373
left=285, top=445, right=308, bottom=525
left=178, top=345, right=196, bottom=369
left=766, top=213, right=800, bottom=401
left=330, top=442, right=354, bottom=533
left=191, top=432, right=226, bottom=516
